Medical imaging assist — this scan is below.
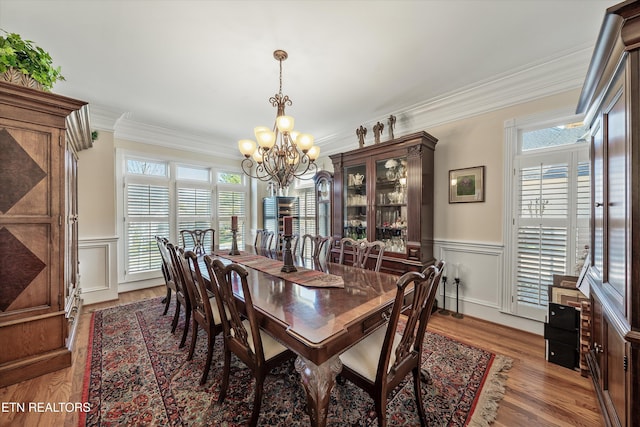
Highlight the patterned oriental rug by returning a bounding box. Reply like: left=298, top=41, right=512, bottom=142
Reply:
left=80, top=297, right=512, bottom=427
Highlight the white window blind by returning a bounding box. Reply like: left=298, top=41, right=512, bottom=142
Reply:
left=297, top=187, right=317, bottom=254
left=177, top=185, right=213, bottom=249
left=217, top=189, right=246, bottom=250
left=125, top=182, right=170, bottom=274
left=119, top=154, right=248, bottom=285
left=516, top=160, right=569, bottom=308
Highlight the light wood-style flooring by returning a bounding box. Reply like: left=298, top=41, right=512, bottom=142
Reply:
left=0, top=286, right=602, bottom=427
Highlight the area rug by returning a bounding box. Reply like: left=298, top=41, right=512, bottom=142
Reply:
left=79, top=297, right=511, bottom=426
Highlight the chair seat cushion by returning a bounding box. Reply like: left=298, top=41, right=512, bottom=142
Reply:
left=242, top=319, right=289, bottom=361
left=208, top=297, right=225, bottom=325
left=339, top=326, right=402, bottom=382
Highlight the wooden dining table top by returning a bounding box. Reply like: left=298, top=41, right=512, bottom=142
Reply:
left=197, top=250, right=402, bottom=365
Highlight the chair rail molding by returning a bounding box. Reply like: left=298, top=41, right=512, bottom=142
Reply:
left=78, top=236, right=119, bottom=304
left=433, top=239, right=542, bottom=335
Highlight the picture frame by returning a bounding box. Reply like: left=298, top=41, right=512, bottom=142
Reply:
left=576, top=253, right=590, bottom=298
left=449, top=166, right=485, bottom=203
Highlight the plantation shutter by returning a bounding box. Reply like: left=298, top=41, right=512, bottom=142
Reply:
left=125, top=182, right=170, bottom=274
left=575, top=160, right=591, bottom=271
left=177, top=186, right=213, bottom=248
left=514, top=153, right=570, bottom=318
left=217, top=189, right=246, bottom=249
left=298, top=187, right=317, bottom=254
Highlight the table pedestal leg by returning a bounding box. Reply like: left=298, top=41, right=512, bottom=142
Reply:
left=294, top=355, right=342, bottom=427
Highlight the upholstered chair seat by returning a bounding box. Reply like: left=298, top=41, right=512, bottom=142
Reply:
left=339, top=327, right=402, bottom=382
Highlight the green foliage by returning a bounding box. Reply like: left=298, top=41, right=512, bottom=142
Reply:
left=0, top=30, right=64, bottom=91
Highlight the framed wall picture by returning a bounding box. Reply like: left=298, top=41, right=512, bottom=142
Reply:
left=449, top=166, right=485, bottom=203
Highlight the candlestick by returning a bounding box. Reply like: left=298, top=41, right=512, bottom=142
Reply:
left=438, top=276, right=448, bottom=315
left=231, top=215, right=238, bottom=231
left=281, top=233, right=297, bottom=273
left=229, top=229, right=240, bottom=255
left=452, top=277, right=463, bottom=319
left=283, top=215, right=293, bottom=236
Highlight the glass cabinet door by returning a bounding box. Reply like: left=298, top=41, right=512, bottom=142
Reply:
left=344, top=164, right=367, bottom=239
left=375, top=156, right=408, bottom=253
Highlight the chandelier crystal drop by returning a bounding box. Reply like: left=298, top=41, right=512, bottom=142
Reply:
left=238, top=50, right=319, bottom=190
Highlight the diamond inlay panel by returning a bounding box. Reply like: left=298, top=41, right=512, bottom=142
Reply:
left=0, top=227, right=46, bottom=312
left=0, top=128, right=47, bottom=213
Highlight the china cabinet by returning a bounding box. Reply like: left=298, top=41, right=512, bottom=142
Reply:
left=329, top=131, right=437, bottom=274
left=0, top=81, right=89, bottom=386
left=313, top=171, right=333, bottom=237
left=576, top=1, right=640, bottom=425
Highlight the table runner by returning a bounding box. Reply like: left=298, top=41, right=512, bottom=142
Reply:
left=212, top=251, right=344, bottom=288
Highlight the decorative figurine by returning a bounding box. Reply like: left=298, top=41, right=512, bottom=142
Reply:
left=356, top=125, right=367, bottom=148
left=387, top=114, right=396, bottom=140
left=373, top=121, right=384, bottom=144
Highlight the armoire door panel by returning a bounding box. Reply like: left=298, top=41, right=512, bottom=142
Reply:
left=0, top=127, right=53, bottom=216
left=605, top=324, right=627, bottom=427
left=591, top=121, right=604, bottom=281
left=605, top=91, right=627, bottom=305
left=0, top=224, right=55, bottom=314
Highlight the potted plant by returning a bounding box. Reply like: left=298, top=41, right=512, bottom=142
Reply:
left=0, top=30, right=64, bottom=91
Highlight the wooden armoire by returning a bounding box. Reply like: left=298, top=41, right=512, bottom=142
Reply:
left=0, top=81, right=90, bottom=386
left=576, top=1, right=640, bottom=425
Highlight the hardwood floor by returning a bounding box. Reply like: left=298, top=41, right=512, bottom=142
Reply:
left=0, top=286, right=602, bottom=427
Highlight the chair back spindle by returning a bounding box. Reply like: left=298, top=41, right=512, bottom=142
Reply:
left=180, top=228, right=215, bottom=255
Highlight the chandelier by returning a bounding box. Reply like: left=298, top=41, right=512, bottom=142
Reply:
left=238, top=49, right=319, bottom=189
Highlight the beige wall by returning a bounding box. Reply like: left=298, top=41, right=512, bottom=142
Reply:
left=316, top=88, right=581, bottom=245
left=78, top=131, right=116, bottom=238
left=429, top=88, right=581, bottom=244
left=78, top=135, right=238, bottom=238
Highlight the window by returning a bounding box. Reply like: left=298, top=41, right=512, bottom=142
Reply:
left=118, top=153, right=247, bottom=283
left=504, top=112, right=589, bottom=321
left=177, top=165, right=213, bottom=250
left=294, top=176, right=316, bottom=254
left=125, top=182, right=170, bottom=274
left=297, top=188, right=317, bottom=254
left=217, top=172, right=247, bottom=250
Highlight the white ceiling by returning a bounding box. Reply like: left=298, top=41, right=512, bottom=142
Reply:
left=0, top=0, right=619, bottom=157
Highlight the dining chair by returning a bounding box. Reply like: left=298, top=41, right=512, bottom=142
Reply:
left=255, top=230, right=275, bottom=252
left=205, top=256, right=295, bottom=427
left=260, top=230, right=275, bottom=251
left=276, top=232, right=300, bottom=253
left=165, top=242, right=193, bottom=348
left=180, top=228, right=215, bottom=255
left=338, top=261, right=444, bottom=427
left=338, top=237, right=386, bottom=272
left=155, top=236, right=176, bottom=316
left=180, top=250, right=225, bottom=385
left=300, top=234, right=333, bottom=262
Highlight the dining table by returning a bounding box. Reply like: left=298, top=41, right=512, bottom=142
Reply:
left=197, top=247, right=404, bottom=427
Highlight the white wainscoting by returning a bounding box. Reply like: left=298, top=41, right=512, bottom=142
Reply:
left=78, top=237, right=119, bottom=305
left=434, top=239, right=543, bottom=335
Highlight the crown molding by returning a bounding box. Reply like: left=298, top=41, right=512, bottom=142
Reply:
left=318, top=46, right=592, bottom=157
left=113, top=117, right=238, bottom=160
left=88, top=46, right=593, bottom=160
left=89, top=104, right=126, bottom=132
